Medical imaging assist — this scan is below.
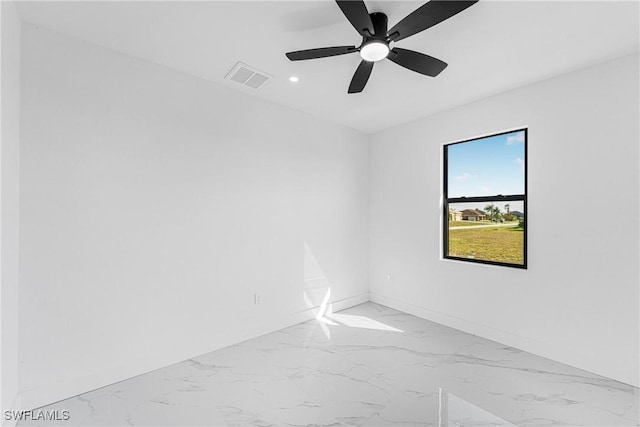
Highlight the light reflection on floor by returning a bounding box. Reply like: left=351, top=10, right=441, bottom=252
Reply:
left=19, top=303, right=640, bottom=426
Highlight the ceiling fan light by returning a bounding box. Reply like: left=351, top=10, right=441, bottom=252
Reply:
left=360, top=41, right=389, bottom=62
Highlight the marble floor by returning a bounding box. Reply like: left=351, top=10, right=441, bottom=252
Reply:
left=20, top=303, right=639, bottom=426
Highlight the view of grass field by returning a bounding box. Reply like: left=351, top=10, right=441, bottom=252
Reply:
left=447, top=223, right=524, bottom=264
left=444, top=129, right=526, bottom=266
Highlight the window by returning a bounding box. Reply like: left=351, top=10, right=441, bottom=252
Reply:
left=443, top=129, right=527, bottom=268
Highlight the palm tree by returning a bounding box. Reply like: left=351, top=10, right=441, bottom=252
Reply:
left=484, top=204, right=502, bottom=222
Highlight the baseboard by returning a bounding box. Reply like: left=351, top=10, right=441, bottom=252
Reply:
left=18, top=292, right=369, bottom=411
left=370, top=292, right=542, bottom=351
left=370, top=292, right=639, bottom=388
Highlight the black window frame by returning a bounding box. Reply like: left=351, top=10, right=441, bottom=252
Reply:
left=443, top=128, right=528, bottom=269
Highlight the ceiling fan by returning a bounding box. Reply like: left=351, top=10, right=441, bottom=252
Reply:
left=285, top=0, right=478, bottom=93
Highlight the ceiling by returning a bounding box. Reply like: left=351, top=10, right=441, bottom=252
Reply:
left=16, top=1, right=640, bottom=134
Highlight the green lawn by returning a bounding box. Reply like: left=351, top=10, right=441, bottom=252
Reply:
left=448, top=225, right=524, bottom=264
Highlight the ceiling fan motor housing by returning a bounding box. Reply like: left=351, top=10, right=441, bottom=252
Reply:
left=359, top=12, right=391, bottom=61
left=368, top=12, right=388, bottom=40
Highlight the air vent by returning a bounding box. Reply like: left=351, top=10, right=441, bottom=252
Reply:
left=225, top=62, right=274, bottom=90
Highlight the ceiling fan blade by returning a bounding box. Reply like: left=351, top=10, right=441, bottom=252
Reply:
left=388, top=48, right=448, bottom=77
left=286, top=46, right=358, bottom=61
left=348, top=60, right=374, bottom=94
left=388, top=0, right=478, bottom=42
left=336, top=0, right=374, bottom=36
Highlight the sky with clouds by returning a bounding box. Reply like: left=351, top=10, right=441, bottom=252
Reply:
left=447, top=130, right=525, bottom=199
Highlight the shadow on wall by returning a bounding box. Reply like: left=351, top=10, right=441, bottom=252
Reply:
left=303, top=242, right=402, bottom=340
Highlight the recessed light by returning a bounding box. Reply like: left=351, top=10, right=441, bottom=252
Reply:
left=289, top=76, right=299, bottom=83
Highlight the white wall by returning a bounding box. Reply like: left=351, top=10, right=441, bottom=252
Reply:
left=370, top=54, right=640, bottom=387
left=14, top=12, right=639, bottom=412
left=19, top=25, right=369, bottom=409
left=1, top=1, right=22, bottom=421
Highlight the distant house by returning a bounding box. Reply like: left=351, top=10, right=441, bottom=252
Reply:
left=461, top=209, right=486, bottom=221
left=449, top=208, right=462, bottom=221
left=511, top=211, right=524, bottom=219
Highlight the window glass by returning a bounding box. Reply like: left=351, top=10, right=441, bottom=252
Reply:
left=447, top=130, right=525, bottom=198
left=447, top=201, right=525, bottom=265
left=444, top=129, right=527, bottom=268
